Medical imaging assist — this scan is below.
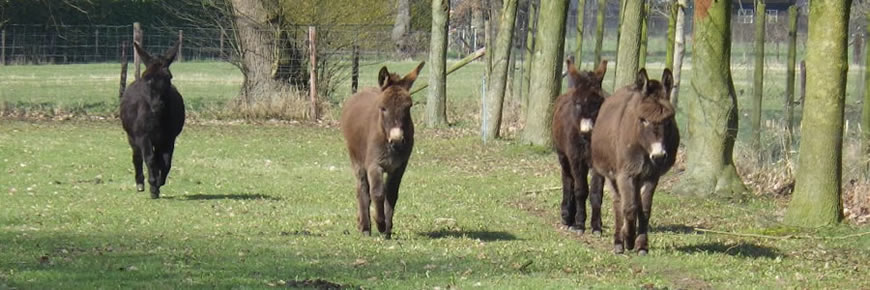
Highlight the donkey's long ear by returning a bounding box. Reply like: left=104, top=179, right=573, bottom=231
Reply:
left=133, top=42, right=153, bottom=66
left=635, top=68, right=649, bottom=91
left=400, top=61, right=425, bottom=89
left=378, top=66, right=391, bottom=90
left=164, top=41, right=180, bottom=66
left=594, top=60, right=608, bottom=83
left=661, top=68, right=674, bottom=98
left=565, top=58, right=582, bottom=86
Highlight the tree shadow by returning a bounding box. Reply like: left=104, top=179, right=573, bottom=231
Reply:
left=420, top=230, right=519, bottom=241
left=675, top=242, right=782, bottom=259
left=654, top=224, right=701, bottom=234
left=168, top=193, right=282, bottom=201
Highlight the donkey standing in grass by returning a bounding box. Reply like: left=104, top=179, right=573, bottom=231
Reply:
left=590, top=68, right=679, bottom=255
left=120, top=42, right=185, bottom=199
left=341, top=62, right=424, bottom=239
left=552, top=59, right=607, bottom=235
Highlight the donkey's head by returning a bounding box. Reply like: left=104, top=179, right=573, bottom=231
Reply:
left=134, top=41, right=180, bottom=94
left=565, top=59, right=607, bottom=133
left=633, top=68, right=675, bottom=160
left=377, top=62, right=425, bottom=147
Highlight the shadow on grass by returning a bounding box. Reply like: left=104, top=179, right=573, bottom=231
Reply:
left=654, top=224, right=700, bottom=234
left=171, top=193, right=281, bottom=201
left=421, top=230, right=519, bottom=241
left=675, top=242, right=782, bottom=259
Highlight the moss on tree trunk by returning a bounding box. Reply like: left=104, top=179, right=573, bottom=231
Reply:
left=574, top=0, right=586, bottom=67
left=665, top=1, right=677, bottom=71
left=750, top=0, right=765, bottom=153
left=482, top=0, right=518, bottom=140
left=426, top=0, right=450, bottom=127
left=785, top=5, right=798, bottom=152
left=784, top=0, right=851, bottom=227
left=613, top=0, right=644, bottom=89
left=593, top=0, right=605, bottom=65
left=521, top=0, right=568, bottom=146
left=673, top=0, right=749, bottom=197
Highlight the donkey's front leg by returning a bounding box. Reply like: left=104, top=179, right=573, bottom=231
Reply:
left=636, top=179, right=658, bottom=255
left=367, top=166, right=387, bottom=236
left=383, top=163, right=407, bottom=240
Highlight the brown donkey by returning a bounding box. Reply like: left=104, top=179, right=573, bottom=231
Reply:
left=590, top=68, right=679, bottom=255
left=341, top=62, right=424, bottom=239
left=120, top=42, right=185, bottom=199
left=551, top=59, right=607, bottom=234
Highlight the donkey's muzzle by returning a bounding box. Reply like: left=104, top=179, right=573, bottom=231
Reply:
left=649, top=142, right=667, bottom=159
left=388, top=127, right=404, bottom=144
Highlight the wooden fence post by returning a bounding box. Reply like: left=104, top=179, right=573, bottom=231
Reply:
left=133, top=22, right=143, bottom=80
left=95, top=29, right=99, bottom=61
left=178, top=30, right=183, bottom=62
left=352, top=44, right=359, bottom=94
left=308, top=26, right=319, bottom=120
left=799, top=60, right=806, bottom=104
left=120, top=41, right=128, bottom=98
left=219, top=29, right=225, bottom=59
left=1, top=29, right=5, bottom=66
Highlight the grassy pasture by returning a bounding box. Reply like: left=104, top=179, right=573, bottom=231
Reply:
left=1, top=120, right=869, bottom=289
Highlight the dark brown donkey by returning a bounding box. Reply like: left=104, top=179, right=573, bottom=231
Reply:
left=120, top=42, right=185, bottom=199
left=551, top=59, right=607, bottom=234
left=341, top=62, right=424, bottom=239
left=590, top=68, right=679, bottom=255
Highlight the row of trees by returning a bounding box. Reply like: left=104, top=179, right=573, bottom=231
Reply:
left=433, top=0, right=851, bottom=227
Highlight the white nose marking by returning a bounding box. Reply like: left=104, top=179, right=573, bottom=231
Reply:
left=649, top=142, right=665, bottom=159
left=388, top=127, right=403, bottom=143
left=579, top=118, right=593, bottom=133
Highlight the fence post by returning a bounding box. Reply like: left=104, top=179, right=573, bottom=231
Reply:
left=178, top=30, right=183, bottom=62
left=133, top=22, right=143, bottom=80
left=799, top=60, right=806, bottom=104
left=1, top=29, right=5, bottom=66
left=120, top=41, right=128, bottom=98
left=309, top=26, right=319, bottom=121
left=352, top=44, right=359, bottom=94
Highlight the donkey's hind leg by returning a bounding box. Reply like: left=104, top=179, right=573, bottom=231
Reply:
left=130, top=142, right=145, bottom=192
left=557, top=153, right=577, bottom=230
left=589, top=171, right=605, bottom=236
left=354, top=165, right=372, bottom=236
left=636, top=179, right=658, bottom=255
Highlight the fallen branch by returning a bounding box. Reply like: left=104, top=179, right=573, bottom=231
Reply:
left=410, top=48, right=486, bottom=96
left=522, top=187, right=561, bottom=194
left=693, top=228, right=793, bottom=240
left=828, top=231, right=870, bottom=240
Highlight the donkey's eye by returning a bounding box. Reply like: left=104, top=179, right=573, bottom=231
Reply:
left=380, top=107, right=387, bottom=113
left=641, top=118, right=650, bottom=126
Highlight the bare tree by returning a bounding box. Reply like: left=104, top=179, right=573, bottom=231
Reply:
left=392, top=0, right=412, bottom=58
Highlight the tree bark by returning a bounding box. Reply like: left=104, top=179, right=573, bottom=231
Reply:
left=669, top=0, right=686, bottom=107
left=785, top=0, right=851, bottom=227
left=521, top=0, right=569, bottom=146
left=483, top=0, right=519, bottom=140
left=638, top=2, right=649, bottom=68
left=665, top=0, right=678, bottom=71
left=230, top=0, right=291, bottom=107
left=427, top=0, right=450, bottom=127
left=864, top=12, right=870, bottom=170
left=392, top=0, right=412, bottom=58
left=613, top=0, right=644, bottom=89
left=785, top=5, right=798, bottom=153
left=593, top=0, right=605, bottom=65
left=521, top=0, right=538, bottom=123
left=574, top=0, right=586, bottom=66
left=673, top=0, right=749, bottom=197
left=751, top=0, right=765, bottom=153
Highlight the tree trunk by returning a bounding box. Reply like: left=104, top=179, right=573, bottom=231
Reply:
left=665, top=0, right=678, bottom=71
left=669, top=0, right=686, bottom=107
left=638, top=2, right=649, bottom=68
left=574, top=0, right=586, bottom=66
left=785, top=5, right=798, bottom=153
left=785, top=0, right=851, bottom=226
left=427, top=0, right=450, bottom=127
left=864, top=12, right=870, bottom=171
left=521, top=0, right=539, bottom=123
left=392, top=0, right=412, bottom=58
left=521, top=0, right=569, bottom=146
left=673, top=0, right=749, bottom=197
left=593, top=0, right=605, bottom=65
left=230, top=0, right=291, bottom=107
left=751, top=0, right=765, bottom=153
left=483, top=0, right=518, bottom=140
left=613, top=0, right=644, bottom=89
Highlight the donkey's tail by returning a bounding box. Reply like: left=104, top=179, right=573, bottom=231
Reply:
left=119, top=41, right=129, bottom=98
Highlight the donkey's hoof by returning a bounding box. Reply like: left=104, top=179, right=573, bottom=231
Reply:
left=362, top=230, right=371, bottom=237
left=638, top=249, right=648, bottom=256
left=150, top=192, right=160, bottom=199
left=592, top=230, right=602, bottom=237
left=136, top=184, right=145, bottom=192
left=383, top=232, right=392, bottom=240
left=614, top=244, right=625, bottom=254
left=569, top=226, right=585, bottom=235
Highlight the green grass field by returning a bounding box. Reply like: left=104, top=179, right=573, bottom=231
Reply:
left=1, top=120, right=869, bottom=289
